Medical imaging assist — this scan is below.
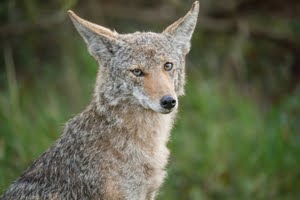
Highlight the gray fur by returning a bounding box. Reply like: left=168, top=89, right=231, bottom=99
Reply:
left=0, top=1, right=199, bottom=200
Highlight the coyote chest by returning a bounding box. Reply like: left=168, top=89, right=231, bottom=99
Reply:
left=91, top=111, right=173, bottom=199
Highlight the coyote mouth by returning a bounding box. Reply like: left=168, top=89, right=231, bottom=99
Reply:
left=151, top=106, right=175, bottom=114
left=159, top=108, right=174, bottom=114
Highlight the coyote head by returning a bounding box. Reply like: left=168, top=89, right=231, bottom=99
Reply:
left=68, top=2, right=199, bottom=114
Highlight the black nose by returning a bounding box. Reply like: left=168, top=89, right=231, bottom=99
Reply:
left=160, top=96, right=177, bottom=110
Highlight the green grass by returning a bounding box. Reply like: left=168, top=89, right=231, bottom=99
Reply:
left=0, top=43, right=97, bottom=191
left=0, top=46, right=299, bottom=199
left=160, top=76, right=300, bottom=200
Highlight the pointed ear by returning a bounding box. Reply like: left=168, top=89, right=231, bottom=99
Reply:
left=163, top=1, right=199, bottom=53
left=68, top=10, right=119, bottom=63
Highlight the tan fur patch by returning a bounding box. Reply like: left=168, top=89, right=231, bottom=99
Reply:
left=143, top=70, right=175, bottom=101
left=104, top=179, right=122, bottom=200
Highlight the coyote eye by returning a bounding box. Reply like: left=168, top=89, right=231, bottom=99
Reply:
left=131, top=69, right=144, bottom=77
left=164, top=62, right=173, bottom=71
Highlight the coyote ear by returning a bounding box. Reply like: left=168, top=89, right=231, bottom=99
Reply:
left=163, top=1, right=199, bottom=53
left=68, top=10, right=119, bottom=62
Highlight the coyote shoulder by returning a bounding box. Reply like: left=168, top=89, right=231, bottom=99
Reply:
left=1, top=1, right=199, bottom=200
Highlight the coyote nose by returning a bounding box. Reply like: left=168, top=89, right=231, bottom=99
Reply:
left=160, top=96, right=177, bottom=110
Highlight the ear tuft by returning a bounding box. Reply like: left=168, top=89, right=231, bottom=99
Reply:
left=68, top=10, right=120, bottom=64
left=163, top=1, right=199, bottom=53
left=191, top=1, right=199, bottom=12
left=68, top=10, right=117, bottom=44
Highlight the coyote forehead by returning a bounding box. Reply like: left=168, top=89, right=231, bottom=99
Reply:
left=120, top=33, right=181, bottom=70
left=123, top=33, right=172, bottom=61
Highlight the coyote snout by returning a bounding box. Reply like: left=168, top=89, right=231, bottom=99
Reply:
left=136, top=92, right=177, bottom=114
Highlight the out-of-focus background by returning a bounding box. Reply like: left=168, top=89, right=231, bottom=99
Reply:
left=0, top=0, right=300, bottom=199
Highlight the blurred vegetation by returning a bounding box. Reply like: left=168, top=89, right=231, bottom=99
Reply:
left=0, top=0, right=300, bottom=199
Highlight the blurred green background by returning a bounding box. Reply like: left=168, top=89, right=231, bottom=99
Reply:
left=0, top=0, right=300, bottom=199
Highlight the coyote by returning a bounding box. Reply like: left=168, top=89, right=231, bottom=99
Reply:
left=1, top=1, right=199, bottom=200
